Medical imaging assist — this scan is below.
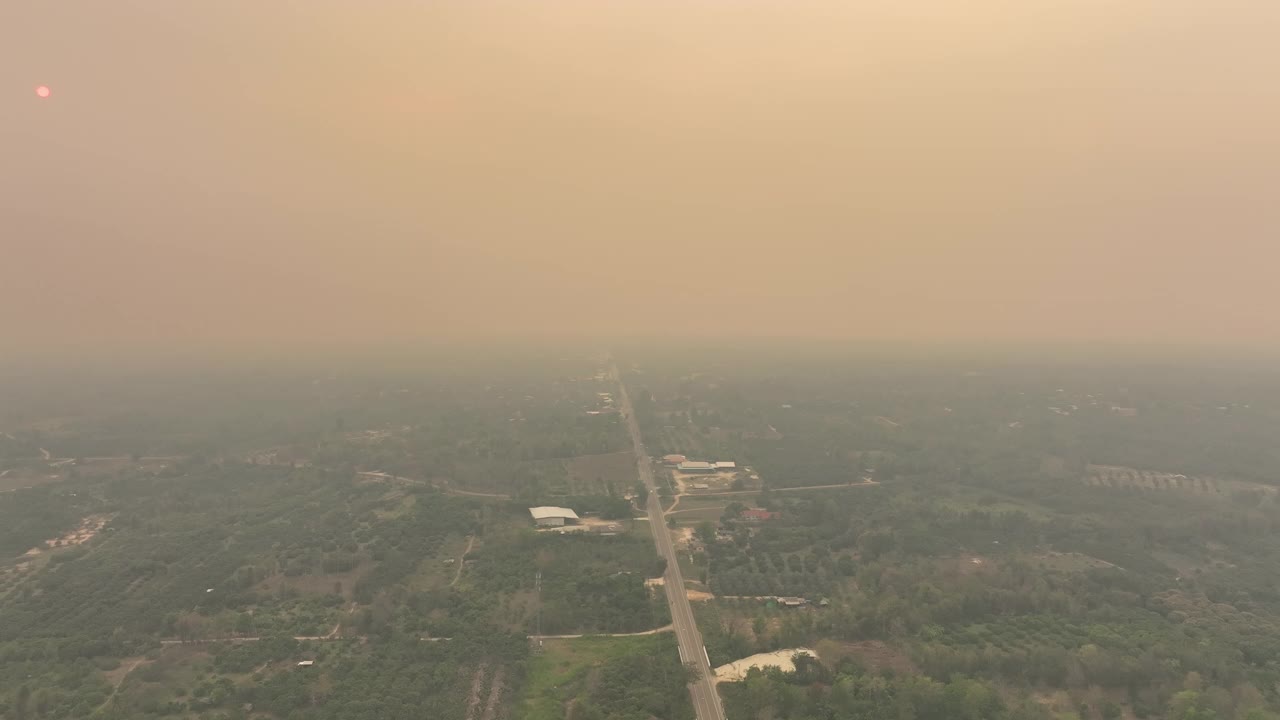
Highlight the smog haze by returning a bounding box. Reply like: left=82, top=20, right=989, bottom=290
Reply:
left=4, top=0, right=1280, bottom=353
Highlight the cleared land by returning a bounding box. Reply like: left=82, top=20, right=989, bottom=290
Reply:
left=714, top=648, right=816, bottom=683
left=565, top=451, right=637, bottom=495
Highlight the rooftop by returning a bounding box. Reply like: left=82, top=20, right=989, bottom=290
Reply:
left=678, top=461, right=716, bottom=471
left=529, top=506, right=580, bottom=521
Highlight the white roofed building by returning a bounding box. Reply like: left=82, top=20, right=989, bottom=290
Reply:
left=529, top=506, right=580, bottom=527
left=677, top=461, right=716, bottom=473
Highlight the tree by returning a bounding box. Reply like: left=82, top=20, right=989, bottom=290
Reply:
left=696, top=522, right=717, bottom=545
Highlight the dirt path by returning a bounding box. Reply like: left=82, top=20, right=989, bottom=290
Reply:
left=81, top=455, right=185, bottom=461
left=95, top=656, right=149, bottom=714
left=667, top=506, right=727, bottom=515
left=694, top=481, right=877, bottom=497
left=40, top=448, right=52, bottom=461
left=662, top=479, right=873, bottom=514
left=443, top=486, right=511, bottom=499
left=480, top=668, right=505, bottom=720
left=450, top=536, right=475, bottom=587
left=464, top=664, right=488, bottom=720
left=363, top=472, right=512, bottom=500
left=161, top=626, right=671, bottom=644
left=531, top=624, right=674, bottom=640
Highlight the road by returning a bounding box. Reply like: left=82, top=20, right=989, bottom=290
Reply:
left=613, top=362, right=728, bottom=720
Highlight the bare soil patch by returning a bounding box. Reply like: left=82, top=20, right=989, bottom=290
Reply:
left=464, top=664, right=488, bottom=720
left=714, top=648, right=816, bottom=683
left=480, top=667, right=506, bottom=720
left=103, top=656, right=150, bottom=689
left=27, top=514, right=111, bottom=555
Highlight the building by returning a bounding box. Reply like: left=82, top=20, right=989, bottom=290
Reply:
left=529, top=506, right=580, bottom=527
left=777, top=597, right=807, bottom=608
left=297, top=660, right=315, bottom=667
left=689, top=483, right=710, bottom=490
left=740, top=508, right=779, bottom=522
left=714, top=461, right=737, bottom=470
left=677, top=461, right=716, bottom=473
left=662, top=454, right=688, bottom=466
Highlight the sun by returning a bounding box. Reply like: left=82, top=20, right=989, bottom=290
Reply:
left=35, top=85, right=51, bottom=99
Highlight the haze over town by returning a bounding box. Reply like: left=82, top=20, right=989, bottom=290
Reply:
left=5, top=0, right=1280, bottom=354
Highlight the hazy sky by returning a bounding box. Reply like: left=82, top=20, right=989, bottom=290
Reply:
left=4, top=0, right=1279, bottom=351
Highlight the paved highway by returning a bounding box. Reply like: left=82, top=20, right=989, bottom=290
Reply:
left=614, top=363, right=728, bottom=720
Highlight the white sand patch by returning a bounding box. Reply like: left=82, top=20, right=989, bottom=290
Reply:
left=714, top=648, right=816, bottom=683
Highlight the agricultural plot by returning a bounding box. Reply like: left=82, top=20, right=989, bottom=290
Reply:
left=1083, top=464, right=1277, bottom=499
left=656, top=424, right=706, bottom=457
left=564, top=451, right=636, bottom=495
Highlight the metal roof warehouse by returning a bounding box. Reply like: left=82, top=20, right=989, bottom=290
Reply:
left=529, top=506, right=580, bottom=527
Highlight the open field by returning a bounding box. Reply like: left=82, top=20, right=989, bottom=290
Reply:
left=565, top=451, right=637, bottom=494
left=935, top=486, right=1055, bottom=520
left=671, top=469, right=746, bottom=495
left=515, top=634, right=688, bottom=720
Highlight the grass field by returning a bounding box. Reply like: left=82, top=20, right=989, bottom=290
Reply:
left=515, top=635, right=679, bottom=720
left=656, top=424, right=705, bottom=457
left=667, top=507, right=727, bottom=526
left=936, top=486, right=1055, bottom=521
left=565, top=451, right=636, bottom=495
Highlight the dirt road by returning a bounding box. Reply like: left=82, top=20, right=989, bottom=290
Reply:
left=530, top=624, right=673, bottom=640
left=450, top=536, right=475, bottom=587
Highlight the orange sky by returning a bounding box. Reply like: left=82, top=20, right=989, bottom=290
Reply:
left=3, top=0, right=1279, bottom=352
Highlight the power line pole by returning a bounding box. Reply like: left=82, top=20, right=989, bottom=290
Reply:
left=534, top=570, right=543, bottom=652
